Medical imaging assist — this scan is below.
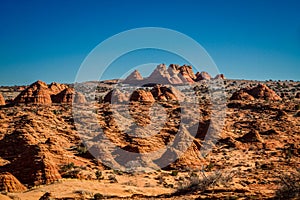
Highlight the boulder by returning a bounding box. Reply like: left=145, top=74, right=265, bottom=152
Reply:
left=237, top=130, right=263, bottom=143
left=230, top=90, right=255, bottom=101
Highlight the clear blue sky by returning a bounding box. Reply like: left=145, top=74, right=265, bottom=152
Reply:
left=0, top=0, right=299, bottom=85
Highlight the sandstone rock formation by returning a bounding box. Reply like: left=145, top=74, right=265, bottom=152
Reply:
left=103, top=89, right=128, bottom=103
left=51, top=88, right=86, bottom=104
left=167, top=64, right=184, bottom=84
left=230, top=84, right=281, bottom=101
left=230, top=90, right=255, bottom=101
left=247, top=84, right=281, bottom=100
left=48, top=82, right=68, bottom=94
left=296, top=92, right=300, bottom=98
left=0, top=93, right=5, bottom=106
left=147, top=64, right=172, bottom=84
left=14, top=80, right=52, bottom=104
left=122, top=64, right=214, bottom=85
left=122, top=70, right=143, bottom=84
left=0, top=172, right=27, bottom=192
left=178, top=65, right=196, bottom=83
left=151, top=85, right=180, bottom=101
left=130, top=90, right=155, bottom=102
left=0, top=129, right=62, bottom=186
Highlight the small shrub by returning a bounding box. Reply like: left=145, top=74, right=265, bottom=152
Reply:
left=94, top=193, right=104, bottom=200
left=275, top=170, right=300, bottom=199
left=95, top=170, right=103, bottom=180
left=171, top=170, right=178, bottom=176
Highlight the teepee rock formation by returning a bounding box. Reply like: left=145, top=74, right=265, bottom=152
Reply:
left=167, top=64, right=184, bottom=84
left=122, top=70, right=143, bottom=84
left=178, top=65, right=196, bottom=83
left=147, top=64, right=172, bottom=84
left=14, top=80, right=52, bottom=104
left=0, top=172, right=27, bottom=192
left=51, top=88, right=86, bottom=104
left=103, top=89, right=129, bottom=103
left=0, top=93, right=5, bottom=106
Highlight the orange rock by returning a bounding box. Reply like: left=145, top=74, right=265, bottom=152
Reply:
left=230, top=90, right=255, bottom=101
left=14, top=80, right=52, bottom=104
left=51, top=88, right=86, bottom=104
left=130, top=90, right=155, bottom=102
left=0, top=93, right=5, bottom=106
left=0, top=172, right=27, bottom=192
left=195, top=71, right=212, bottom=81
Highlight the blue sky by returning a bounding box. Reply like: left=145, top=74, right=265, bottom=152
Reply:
left=0, top=0, right=299, bottom=85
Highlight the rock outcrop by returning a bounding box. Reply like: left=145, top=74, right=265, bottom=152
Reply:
left=247, top=84, right=281, bottom=100
left=151, top=85, right=182, bottom=101
left=103, top=89, right=128, bottom=103
left=122, top=70, right=143, bottom=84
left=295, top=92, right=300, bottom=99
left=0, top=129, right=62, bottom=186
left=195, top=71, right=211, bottom=81
left=237, top=130, right=263, bottom=143
left=147, top=64, right=172, bottom=84
left=0, top=172, right=27, bottom=192
left=0, top=93, right=5, bottom=106
left=51, top=88, right=86, bottom=104
left=48, top=82, right=68, bottom=94
left=214, top=74, right=225, bottom=79
left=178, top=65, right=196, bottom=83
left=167, top=64, right=185, bottom=84
left=230, top=90, right=255, bottom=101
left=230, top=84, right=281, bottom=101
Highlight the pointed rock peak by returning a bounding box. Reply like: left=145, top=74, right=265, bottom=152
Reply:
left=123, top=69, right=143, bottom=84
left=0, top=93, right=5, bottom=106
left=214, top=74, right=225, bottom=79
left=30, top=80, right=48, bottom=89
left=156, top=63, right=167, bottom=70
